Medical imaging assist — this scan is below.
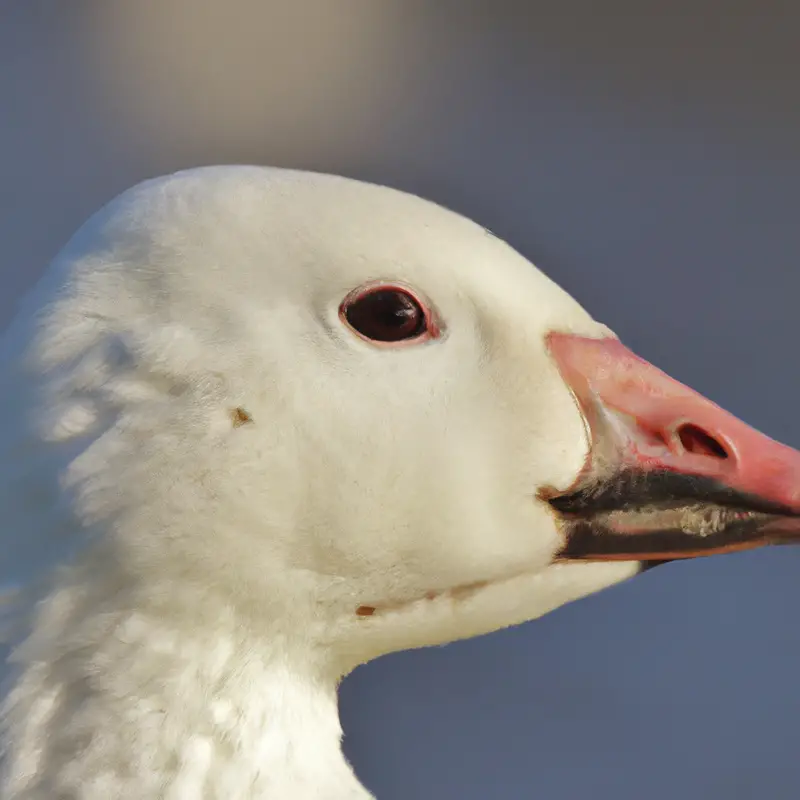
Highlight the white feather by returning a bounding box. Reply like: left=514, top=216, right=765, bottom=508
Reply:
left=0, top=167, right=636, bottom=798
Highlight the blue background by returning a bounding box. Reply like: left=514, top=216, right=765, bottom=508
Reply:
left=3, top=3, right=800, bottom=797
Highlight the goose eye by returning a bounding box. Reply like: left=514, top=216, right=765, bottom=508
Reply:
left=340, top=285, right=433, bottom=344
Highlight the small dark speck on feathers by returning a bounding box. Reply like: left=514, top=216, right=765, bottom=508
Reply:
left=230, top=407, right=254, bottom=428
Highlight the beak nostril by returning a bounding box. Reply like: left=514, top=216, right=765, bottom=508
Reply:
left=675, top=423, right=729, bottom=460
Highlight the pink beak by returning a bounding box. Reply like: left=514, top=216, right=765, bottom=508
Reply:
left=546, top=333, right=800, bottom=561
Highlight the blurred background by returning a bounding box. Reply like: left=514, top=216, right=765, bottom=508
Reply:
left=2, top=1, right=800, bottom=797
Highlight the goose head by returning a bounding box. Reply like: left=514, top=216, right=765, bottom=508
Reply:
left=3, top=166, right=800, bottom=796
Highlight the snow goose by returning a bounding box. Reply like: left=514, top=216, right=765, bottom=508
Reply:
left=2, top=166, right=800, bottom=799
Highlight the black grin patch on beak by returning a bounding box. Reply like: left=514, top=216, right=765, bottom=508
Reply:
left=545, top=469, right=800, bottom=561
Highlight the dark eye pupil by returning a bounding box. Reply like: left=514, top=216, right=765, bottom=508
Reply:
left=344, top=289, right=427, bottom=342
